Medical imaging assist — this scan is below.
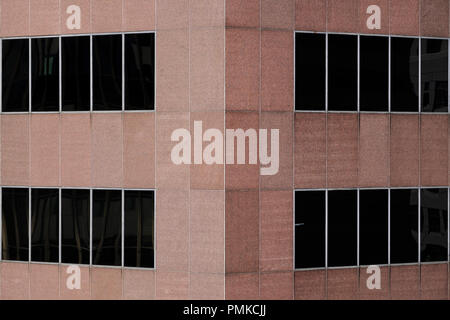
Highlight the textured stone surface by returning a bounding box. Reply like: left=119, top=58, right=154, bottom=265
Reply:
left=391, top=265, right=420, bottom=300
left=327, top=113, right=359, bottom=188
left=359, top=114, right=389, bottom=187
left=294, top=270, right=326, bottom=300
left=390, top=0, right=420, bottom=36
left=390, top=114, right=420, bottom=187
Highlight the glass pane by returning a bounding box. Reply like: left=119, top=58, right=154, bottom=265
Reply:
left=2, top=39, right=29, bottom=112
left=360, top=36, right=389, bottom=111
left=359, top=189, right=388, bottom=265
left=295, top=33, right=325, bottom=111
left=92, top=190, right=122, bottom=266
left=32, top=37, right=59, bottom=111
left=62, top=36, right=90, bottom=111
left=328, top=190, right=357, bottom=267
left=421, top=39, right=448, bottom=112
left=390, top=189, right=419, bottom=264
left=31, top=189, right=59, bottom=263
left=420, top=189, right=448, bottom=262
left=61, top=189, right=90, bottom=264
left=124, top=190, right=154, bottom=268
left=125, top=33, right=155, bottom=110
left=328, top=34, right=357, bottom=111
left=93, top=35, right=122, bottom=110
left=391, top=37, right=419, bottom=112
left=2, top=188, right=29, bottom=261
left=295, top=191, right=325, bottom=269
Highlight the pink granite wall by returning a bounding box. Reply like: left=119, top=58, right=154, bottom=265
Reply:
left=0, top=0, right=449, bottom=300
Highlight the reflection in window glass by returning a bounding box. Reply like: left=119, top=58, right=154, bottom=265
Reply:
left=32, top=38, right=59, bottom=111
left=92, top=190, right=122, bottom=266
left=390, top=189, right=419, bottom=264
left=295, top=191, right=325, bottom=269
left=93, top=35, right=122, bottom=110
left=391, top=37, right=419, bottom=112
left=360, top=36, right=389, bottom=111
left=328, top=190, right=357, bottom=267
left=420, top=189, right=448, bottom=262
left=124, top=191, right=155, bottom=268
left=31, top=189, right=59, bottom=263
left=62, top=36, right=90, bottom=111
left=62, top=189, right=90, bottom=264
left=328, top=34, right=357, bottom=111
left=295, top=33, right=325, bottom=111
left=421, top=39, right=448, bottom=112
left=2, top=188, right=29, bottom=261
left=359, top=189, right=388, bottom=265
left=125, top=33, right=155, bottom=110
left=2, top=39, right=29, bottom=112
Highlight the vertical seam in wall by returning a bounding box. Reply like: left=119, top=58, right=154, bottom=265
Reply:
left=292, top=0, right=296, bottom=300
left=258, top=0, right=262, bottom=299
left=58, top=0, right=61, bottom=36
left=122, top=0, right=125, bottom=32
left=188, top=0, right=192, bottom=299
left=90, top=0, right=92, bottom=32
left=223, top=0, right=226, bottom=300
left=58, top=26, right=62, bottom=286
left=121, top=0, right=125, bottom=298
left=292, top=0, right=295, bottom=300
left=418, top=0, right=422, bottom=299
left=28, top=260, right=30, bottom=299
left=325, top=0, right=329, bottom=300
left=154, top=0, right=158, bottom=300
left=58, top=264, right=60, bottom=299
left=28, top=0, right=31, bottom=35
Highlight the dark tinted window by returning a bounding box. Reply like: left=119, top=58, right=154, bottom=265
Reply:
left=2, top=39, right=29, bottom=112
left=295, top=33, right=325, bottom=111
left=61, top=189, right=90, bottom=264
left=124, top=191, right=155, bottom=268
left=359, top=189, right=388, bottom=265
left=31, top=189, right=59, bottom=262
left=2, top=188, right=29, bottom=261
left=420, top=189, right=448, bottom=262
left=62, top=36, right=90, bottom=111
left=328, top=190, right=357, bottom=267
left=328, top=35, right=357, bottom=111
left=32, top=38, right=59, bottom=111
left=295, top=191, right=325, bottom=269
left=93, top=35, right=122, bottom=110
left=92, top=190, right=122, bottom=266
left=390, top=189, right=419, bottom=264
left=125, top=33, right=155, bottom=110
left=360, top=36, right=389, bottom=111
left=391, top=37, right=419, bottom=112
left=421, top=39, right=448, bottom=112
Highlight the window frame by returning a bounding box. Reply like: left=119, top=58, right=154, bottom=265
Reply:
left=0, top=187, right=156, bottom=270
left=294, top=31, right=450, bottom=114
left=0, top=31, right=156, bottom=114
left=420, top=36, right=449, bottom=114
left=294, top=189, right=326, bottom=269
left=294, top=187, right=450, bottom=271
